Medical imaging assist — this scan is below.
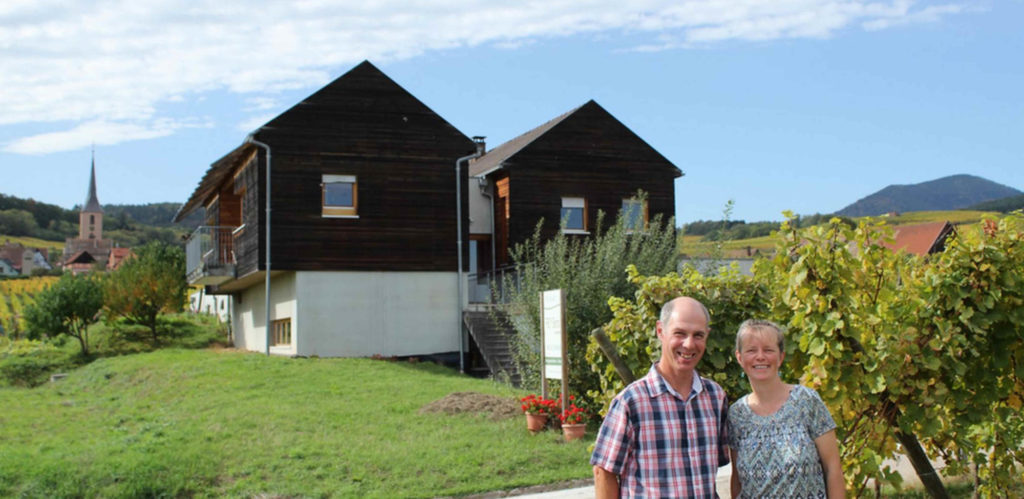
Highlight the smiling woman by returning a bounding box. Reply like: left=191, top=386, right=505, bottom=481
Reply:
left=727, top=319, right=845, bottom=499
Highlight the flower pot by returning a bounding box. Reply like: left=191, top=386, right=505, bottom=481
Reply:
left=562, top=423, right=586, bottom=441
left=525, top=413, right=548, bottom=432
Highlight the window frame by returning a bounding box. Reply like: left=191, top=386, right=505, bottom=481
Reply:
left=560, top=196, right=588, bottom=234
left=322, top=174, right=358, bottom=218
left=271, top=318, right=292, bottom=346
left=621, top=197, right=649, bottom=231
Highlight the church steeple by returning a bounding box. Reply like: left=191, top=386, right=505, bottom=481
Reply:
left=82, top=149, right=103, bottom=213
left=78, top=150, right=104, bottom=241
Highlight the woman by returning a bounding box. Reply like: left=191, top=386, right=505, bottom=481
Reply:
left=727, top=319, right=845, bottom=498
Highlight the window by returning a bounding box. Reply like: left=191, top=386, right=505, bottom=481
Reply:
left=561, top=197, right=587, bottom=232
left=322, top=174, right=358, bottom=217
left=621, top=198, right=648, bottom=231
left=271, top=318, right=292, bottom=346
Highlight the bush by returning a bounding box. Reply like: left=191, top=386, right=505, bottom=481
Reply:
left=502, top=191, right=678, bottom=402
left=0, top=340, right=75, bottom=387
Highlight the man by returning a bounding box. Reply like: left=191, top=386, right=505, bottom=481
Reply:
left=591, top=296, right=730, bottom=498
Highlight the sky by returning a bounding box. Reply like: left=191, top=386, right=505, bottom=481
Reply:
left=1, top=0, right=1022, bottom=225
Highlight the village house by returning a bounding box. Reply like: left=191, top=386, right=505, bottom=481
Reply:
left=0, top=242, right=52, bottom=276
left=176, top=61, right=681, bottom=373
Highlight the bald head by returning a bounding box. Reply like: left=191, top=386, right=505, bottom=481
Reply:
left=659, top=297, right=710, bottom=328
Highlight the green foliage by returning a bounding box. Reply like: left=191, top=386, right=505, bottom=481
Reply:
left=0, top=350, right=591, bottom=497
left=0, top=340, right=76, bottom=387
left=595, top=213, right=1024, bottom=496
left=103, top=242, right=188, bottom=343
left=23, top=273, right=104, bottom=356
left=502, top=193, right=679, bottom=408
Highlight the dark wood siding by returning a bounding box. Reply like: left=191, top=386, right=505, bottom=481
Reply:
left=241, top=61, right=476, bottom=273
left=500, top=101, right=679, bottom=250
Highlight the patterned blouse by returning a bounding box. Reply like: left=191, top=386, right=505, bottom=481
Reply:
left=727, top=384, right=836, bottom=499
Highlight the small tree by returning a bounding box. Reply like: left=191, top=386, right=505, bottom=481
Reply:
left=23, top=273, right=104, bottom=356
left=104, top=242, right=187, bottom=344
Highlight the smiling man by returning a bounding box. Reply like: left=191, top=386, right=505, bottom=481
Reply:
left=591, top=296, right=730, bottom=498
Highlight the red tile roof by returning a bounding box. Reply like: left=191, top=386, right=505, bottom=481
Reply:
left=882, top=221, right=956, bottom=256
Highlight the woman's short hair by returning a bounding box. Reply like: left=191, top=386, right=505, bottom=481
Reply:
left=735, top=319, right=785, bottom=353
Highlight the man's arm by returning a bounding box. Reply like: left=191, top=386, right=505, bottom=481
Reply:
left=593, top=465, right=620, bottom=499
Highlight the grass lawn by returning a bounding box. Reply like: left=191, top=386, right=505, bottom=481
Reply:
left=0, top=349, right=592, bottom=498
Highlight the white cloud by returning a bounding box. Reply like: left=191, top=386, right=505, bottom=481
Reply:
left=0, top=0, right=970, bottom=154
left=3, top=118, right=209, bottom=155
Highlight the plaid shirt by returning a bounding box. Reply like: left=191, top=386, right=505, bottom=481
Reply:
left=591, top=365, right=730, bottom=498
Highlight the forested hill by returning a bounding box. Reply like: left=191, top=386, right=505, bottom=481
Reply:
left=104, top=202, right=202, bottom=228
left=836, top=174, right=1021, bottom=217
left=964, top=193, right=1024, bottom=213
left=0, top=193, right=201, bottom=245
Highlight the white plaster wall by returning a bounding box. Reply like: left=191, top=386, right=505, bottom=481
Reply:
left=467, top=178, right=493, bottom=235
left=294, top=271, right=459, bottom=357
left=233, top=272, right=297, bottom=356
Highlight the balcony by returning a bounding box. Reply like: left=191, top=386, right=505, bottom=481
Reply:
left=185, top=226, right=237, bottom=285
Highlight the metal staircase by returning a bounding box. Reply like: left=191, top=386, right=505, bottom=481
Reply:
left=462, top=308, right=521, bottom=386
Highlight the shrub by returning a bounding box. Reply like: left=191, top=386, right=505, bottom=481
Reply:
left=502, top=191, right=678, bottom=404
left=0, top=340, right=75, bottom=387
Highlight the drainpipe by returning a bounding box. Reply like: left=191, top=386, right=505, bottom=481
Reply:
left=456, top=137, right=486, bottom=373
left=246, top=134, right=272, bottom=356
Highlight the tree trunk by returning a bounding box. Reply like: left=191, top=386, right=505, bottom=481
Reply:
left=882, top=399, right=950, bottom=499
left=591, top=327, right=636, bottom=385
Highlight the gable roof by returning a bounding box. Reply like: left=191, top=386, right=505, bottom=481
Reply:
left=883, top=221, right=956, bottom=255
left=175, top=60, right=472, bottom=222
left=468, top=104, right=581, bottom=176
left=469, top=100, right=682, bottom=178
left=65, top=250, right=97, bottom=265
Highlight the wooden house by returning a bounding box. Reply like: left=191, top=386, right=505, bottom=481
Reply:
left=175, top=61, right=477, bottom=358
left=465, top=100, right=682, bottom=300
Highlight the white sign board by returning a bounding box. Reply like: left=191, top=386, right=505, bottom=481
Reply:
left=541, top=289, right=565, bottom=380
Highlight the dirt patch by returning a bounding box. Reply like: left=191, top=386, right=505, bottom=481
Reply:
left=419, top=391, right=522, bottom=421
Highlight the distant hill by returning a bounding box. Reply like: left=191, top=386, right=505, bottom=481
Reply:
left=836, top=174, right=1022, bottom=217
left=964, top=193, right=1024, bottom=213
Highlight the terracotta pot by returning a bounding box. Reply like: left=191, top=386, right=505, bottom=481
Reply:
left=525, top=413, right=548, bottom=432
left=562, top=423, right=586, bottom=441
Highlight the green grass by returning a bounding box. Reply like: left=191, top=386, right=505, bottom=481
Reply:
left=0, top=234, right=64, bottom=251
left=0, top=349, right=592, bottom=497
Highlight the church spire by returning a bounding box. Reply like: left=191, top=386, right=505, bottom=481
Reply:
left=82, top=148, right=103, bottom=213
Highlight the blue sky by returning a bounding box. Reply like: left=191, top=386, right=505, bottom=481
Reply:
left=1, top=0, right=1021, bottom=225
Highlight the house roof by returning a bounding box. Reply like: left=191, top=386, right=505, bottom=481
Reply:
left=107, top=247, right=135, bottom=270
left=882, top=221, right=956, bottom=255
left=468, top=104, right=581, bottom=176
left=174, top=60, right=474, bottom=223
left=467, top=100, right=682, bottom=178
left=65, top=250, right=97, bottom=265
left=173, top=142, right=255, bottom=222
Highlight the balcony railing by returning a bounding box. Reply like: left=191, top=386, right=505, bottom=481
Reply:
left=467, top=265, right=521, bottom=304
left=185, top=226, right=237, bottom=285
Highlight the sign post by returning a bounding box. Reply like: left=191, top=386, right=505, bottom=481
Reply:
left=540, top=289, right=568, bottom=415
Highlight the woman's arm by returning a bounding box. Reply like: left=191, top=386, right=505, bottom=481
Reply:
left=729, top=448, right=741, bottom=499
left=814, top=429, right=845, bottom=499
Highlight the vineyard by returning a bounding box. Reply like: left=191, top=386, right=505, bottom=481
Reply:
left=0, top=277, right=57, bottom=337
